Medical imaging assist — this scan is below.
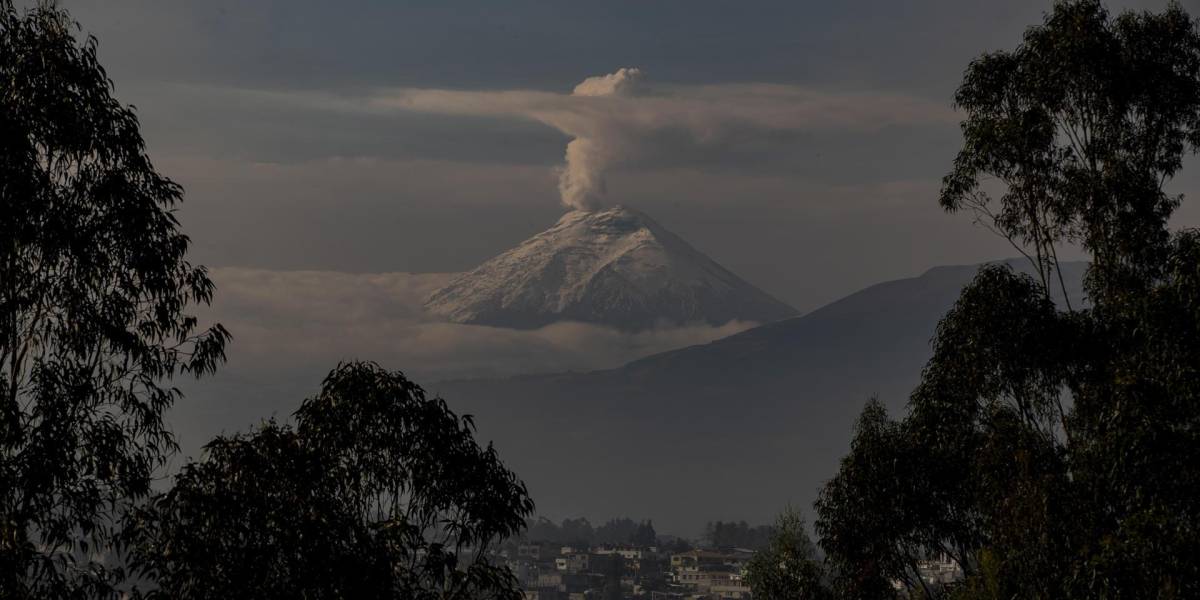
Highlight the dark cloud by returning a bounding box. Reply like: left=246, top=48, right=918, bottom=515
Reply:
left=56, top=1, right=1178, bottom=94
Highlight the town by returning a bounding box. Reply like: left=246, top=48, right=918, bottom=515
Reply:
left=498, top=518, right=962, bottom=599
left=507, top=538, right=756, bottom=599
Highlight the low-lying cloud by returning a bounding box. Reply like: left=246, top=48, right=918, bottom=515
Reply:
left=170, top=266, right=755, bottom=460
left=204, top=267, right=757, bottom=383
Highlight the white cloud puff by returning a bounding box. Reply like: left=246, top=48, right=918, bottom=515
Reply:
left=571, top=67, right=644, bottom=97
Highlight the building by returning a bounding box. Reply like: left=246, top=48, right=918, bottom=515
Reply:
left=670, top=550, right=752, bottom=573
left=594, top=545, right=646, bottom=560
left=518, top=543, right=543, bottom=561
left=917, top=554, right=963, bottom=586
left=710, top=583, right=753, bottom=599
left=670, top=549, right=755, bottom=599
left=555, top=552, right=590, bottom=574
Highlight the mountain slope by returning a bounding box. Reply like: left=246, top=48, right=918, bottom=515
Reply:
left=424, top=206, right=798, bottom=330
left=432, top=260, right=1086, bottom=535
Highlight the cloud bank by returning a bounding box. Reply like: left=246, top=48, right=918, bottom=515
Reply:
left=204, top=267, right=756, bottom=383
left=215, top=71, right=956, bottom=211
left=171, top=267, right=756, bottom=463
left=369, top=70, right=954, bottom=211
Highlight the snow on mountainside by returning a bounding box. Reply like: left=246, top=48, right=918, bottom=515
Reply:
left=423, top=206, right=798, bottom=330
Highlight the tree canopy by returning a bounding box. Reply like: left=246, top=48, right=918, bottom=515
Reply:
left=745, top=508, right=829, bottom=600
left=1, top=2, right=228, bottom=596
left=523, top=516, right=659, bottom=547
left=124, top=362, right=534, bottom=600
left=703, top=520, right=776, bottom=551
left=816, top=1, right=1200, bottom=598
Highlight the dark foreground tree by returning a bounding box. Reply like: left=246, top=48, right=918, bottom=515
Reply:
left=745, top=507, right=829, bottom=600
left=1, top=2, right=228, bottom=597
left=817, top=2, right=1200, bottom=598
left=815, top=402, right=927, bottom=599
left=125, top=362, right=534, bottom=600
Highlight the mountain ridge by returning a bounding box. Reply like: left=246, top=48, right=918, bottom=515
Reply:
left=432, top=259, right=1088, bottom=533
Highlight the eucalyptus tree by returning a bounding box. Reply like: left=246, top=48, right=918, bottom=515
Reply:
left=1, top=2, right=228, bottom=596
left=745, top=507, right=830, bottom=600
left=126, top=362, right=535, bottom=600
left=817, top=2, right=1200, bottom=598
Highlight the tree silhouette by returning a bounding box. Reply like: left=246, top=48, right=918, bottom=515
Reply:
left=703, top=520, right=775, bottom=550
left=817, top=2, right=1200, bottom=598
left=1, top=2, right=228, bottom=596
left=630, top=519, right=656, bottom=547
left=746, top=507, right=829, bottom=600
left=125, top=362, right=534, bottom=600
left=815, top=401, right=923, bottom=599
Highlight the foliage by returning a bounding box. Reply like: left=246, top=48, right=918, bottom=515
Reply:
left=525, top=516, right=594, bottom=546
left=124, top=362, right=534, bottom=600
left=745, top=507, right=830, bottom=600
left=523, top=516, right=658, bottom=547
left=816, top=2, right=1200, bottom=598
left=630, top=519, right=657, bottom=547
left=0, top=1, right=228, bottom=596
left=660, top=536, right=694, bottom=554
left=942, top=0, right=1200, bottom=298
left=559, top=517, right=595, bottom=544
left=703, top=519, right=776, bottom=550
left=815, top=401, right=929, bottom=599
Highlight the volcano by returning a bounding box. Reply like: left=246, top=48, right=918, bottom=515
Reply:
left=423, top=206, right=797, bottom=330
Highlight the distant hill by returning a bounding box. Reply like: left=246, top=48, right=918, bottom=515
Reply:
left=424, top=206, right=798, bottom=330
left=433, top=259, right=1086, bottom=535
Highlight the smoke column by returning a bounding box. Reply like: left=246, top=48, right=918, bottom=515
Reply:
left=557, top=67, right=642, bottom=211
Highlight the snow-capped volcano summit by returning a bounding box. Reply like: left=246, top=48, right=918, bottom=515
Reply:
left=424, top=206, right=797, bottom=330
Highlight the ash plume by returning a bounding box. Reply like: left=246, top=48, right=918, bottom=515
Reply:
left=355, top=67, right=955, bottom=213
left=557, top=67, right=643, bottom=211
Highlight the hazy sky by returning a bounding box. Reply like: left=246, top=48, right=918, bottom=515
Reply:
left=37, top=1, right=1200, bottom=530
left=54, top=0, right=1200, bottom=314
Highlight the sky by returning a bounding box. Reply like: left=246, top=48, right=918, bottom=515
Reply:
left=41, top=0, right=1200, bottom=529
left=54, top=0, right=1198, bottom=312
